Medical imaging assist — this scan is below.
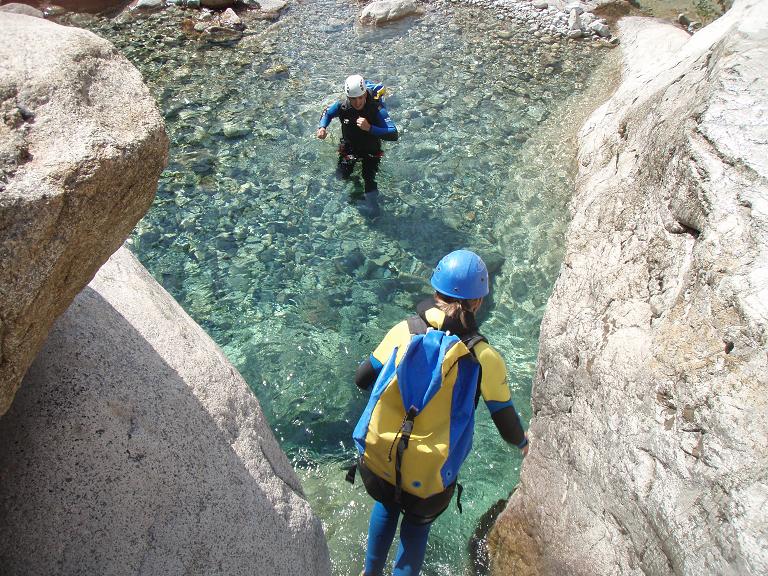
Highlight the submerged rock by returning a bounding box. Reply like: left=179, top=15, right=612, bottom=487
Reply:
left=0, top=12, right=167, bottom=416
left=490, top=1, right=768, bottom=575
left=203, top=24, right=243, bottom=43
left=222, top=122, right=251, bottom=138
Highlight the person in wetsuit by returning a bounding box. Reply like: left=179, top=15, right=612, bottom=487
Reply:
left=353, top=249, right=529, bottom=576
left=317, top=74, right=398, bottom=216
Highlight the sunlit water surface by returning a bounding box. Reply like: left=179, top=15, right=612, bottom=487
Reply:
left=82, top=2, right=613, bottom=574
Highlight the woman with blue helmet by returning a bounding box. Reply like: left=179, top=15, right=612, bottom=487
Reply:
left=354, top=249, right=529, bottom=576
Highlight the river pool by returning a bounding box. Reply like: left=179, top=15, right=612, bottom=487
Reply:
left=81, top=1, right=612, bottom=573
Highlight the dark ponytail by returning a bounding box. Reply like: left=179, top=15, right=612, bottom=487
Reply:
left=433, top=293, right=481, bottom=332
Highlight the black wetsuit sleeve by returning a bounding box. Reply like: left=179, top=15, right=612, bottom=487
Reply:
left=355, top=356, right=379, bottom=391
left=491, top=406, right=527, bottom=447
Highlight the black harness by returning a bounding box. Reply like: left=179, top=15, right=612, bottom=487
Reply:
left=338, top=91, right=385, bottom=156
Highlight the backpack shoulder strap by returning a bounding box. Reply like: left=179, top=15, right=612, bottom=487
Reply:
left=461, top=333, right=488, bottom=408
left=462, top=333, right=487, bottom=353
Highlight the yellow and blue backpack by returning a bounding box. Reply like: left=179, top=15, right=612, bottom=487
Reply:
left=351, top=316, right=486, bottom=521
left=365, top=80, right=388, bottom=105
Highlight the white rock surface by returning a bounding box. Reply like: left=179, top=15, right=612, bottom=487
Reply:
left=567, top=8, right=581, bottom=31
left=564, top=1, right=584, bottom=15
left=0, top=2, right=44, bottom=17
left=360, top=0, right=423, bottom=25
left=220, top=7, right=243, bottom=28
left=0, top=13, right=168, bottom=415
left=137, top=0, right=165, bottom=9
left=490, top=1, right=768, bottom=575
left=257, top=0, right=287, bottom=13
left=0, top=247, right=332, bottom=576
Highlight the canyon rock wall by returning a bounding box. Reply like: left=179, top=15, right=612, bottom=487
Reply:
left=490, top=1, right=768, bottom=575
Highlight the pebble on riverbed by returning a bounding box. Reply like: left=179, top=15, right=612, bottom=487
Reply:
left=437, top=0, right=616, bottom=45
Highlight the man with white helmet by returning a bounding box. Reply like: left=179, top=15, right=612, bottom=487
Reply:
left=317, top=74, right=398, bottom=216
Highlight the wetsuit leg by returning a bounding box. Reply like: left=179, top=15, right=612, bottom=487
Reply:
left=364, top=502, right=400, bottom=576
left=336, top=154, right=355, bottom=180
left=392, top=518, right=432, bottom=576
left=361, top=155, right=381, bottom=193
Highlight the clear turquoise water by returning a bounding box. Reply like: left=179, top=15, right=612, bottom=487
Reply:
left=82, top=3, right=606, bottom=574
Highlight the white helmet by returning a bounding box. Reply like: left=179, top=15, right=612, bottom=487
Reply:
left=344, top=74, right=366, bottom=98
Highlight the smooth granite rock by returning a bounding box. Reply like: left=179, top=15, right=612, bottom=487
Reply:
left=0, top=3, right=44, bottom=17
left=256, top=0, right=287, bottom=12
left=359, top=0, right=423, bottom=25
left=0, top=13, right=168, bottom=416
left=0, top=247, right=332, bottom=576
left=134, top=0, right=165, bottom=9
left=490, top=1, right=768, bottom=575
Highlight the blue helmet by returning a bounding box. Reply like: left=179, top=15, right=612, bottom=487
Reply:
left=430, top=250, right=489, bottom=299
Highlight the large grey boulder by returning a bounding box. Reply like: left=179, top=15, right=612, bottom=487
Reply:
left=359, top=0, right=423, bottom=26
left=0, top=13, right=168, bottom=416
left=0, top=247, right=332, bottom=576
left=490, top=1, right=768, bottom=575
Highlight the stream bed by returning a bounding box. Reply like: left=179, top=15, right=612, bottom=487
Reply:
left=80, top=1, right=615, bottom=573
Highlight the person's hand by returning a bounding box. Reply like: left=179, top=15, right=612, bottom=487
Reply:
left=317, top=127, right=327, bottom=139
left=356, top=117, right=371, bottom=131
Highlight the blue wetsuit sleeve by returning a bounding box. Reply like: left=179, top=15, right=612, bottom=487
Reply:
left=354, top=354, right=383, bottom=391
left=368, top=106, right=398, bottom=141
left=319, top=101, right=341, bottom=129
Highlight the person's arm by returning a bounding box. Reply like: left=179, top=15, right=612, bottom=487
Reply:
left=368, top=105, right=398, bottom=141
left=354, top=320, right=410, bottom=391
left=491, top=406, right=528, bottom=450
left=355, top=355, right=383, bottom=390
left=317, top=101, right=341, bottom=138
left=476, top=343, right=529, bottom=453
